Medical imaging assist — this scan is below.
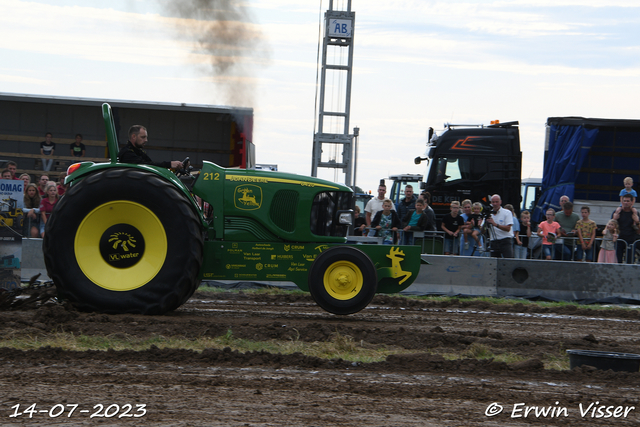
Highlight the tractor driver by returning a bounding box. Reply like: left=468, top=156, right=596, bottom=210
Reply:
left=118, top=125, right=183, bottom=169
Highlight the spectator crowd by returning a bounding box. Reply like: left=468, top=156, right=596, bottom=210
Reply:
left=4, top=153, right=640, bottom=265
left=357, top=182, right=437, bottom=245
left=356, top=177, right=640, bottom=264
left=2, top=160, right=67, bottom=238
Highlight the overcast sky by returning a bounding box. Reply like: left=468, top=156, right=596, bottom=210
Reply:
left=1, top=0, right=639, bottom=194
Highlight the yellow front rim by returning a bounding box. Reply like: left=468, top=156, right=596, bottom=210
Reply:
left=74, top=201, right=167, bottom=291
left=323, top=260, right=363, bottom=300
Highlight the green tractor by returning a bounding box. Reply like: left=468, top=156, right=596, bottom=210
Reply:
left=43, top=104, right=421, bottom=315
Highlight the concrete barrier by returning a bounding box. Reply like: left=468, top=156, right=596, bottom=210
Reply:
left=21, top=238, right=49, bottom=282
left=413, top=254, right=640, bottom=303
left=22, top=241, right=640, bottom=303
left=495, top=258, right=640, bottom=302
left=406, top=255, right=498, bottom=296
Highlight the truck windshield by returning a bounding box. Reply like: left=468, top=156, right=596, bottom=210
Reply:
left=434, top=157, right=468, bottom=183
left=354, top=194, right=371, bottom=214
left=390, top=181, right=422, bottom=204
left=521, top=182, right=542, bottom=212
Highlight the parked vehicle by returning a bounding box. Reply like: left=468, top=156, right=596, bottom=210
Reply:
left=412, top=121, right=522, bottom=220
left=521, top=178, right=542, bottom=213
left=534, top=116, right=640, bottom=226
left=408, top=117, right=640, bottom=227
left=387, top=174, right=423, bottom=207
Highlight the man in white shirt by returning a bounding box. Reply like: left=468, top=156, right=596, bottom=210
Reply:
left=485, top=194, right=514, bottom=258
left=364, top=183, right=395, bottom=227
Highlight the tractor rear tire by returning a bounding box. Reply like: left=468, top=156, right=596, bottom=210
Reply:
left=308, top=246, right=377, bottom=315
left=43, top=168, right=203, bottom=315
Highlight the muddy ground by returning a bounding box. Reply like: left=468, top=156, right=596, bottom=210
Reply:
left=1, top=288, right=640, bottom=426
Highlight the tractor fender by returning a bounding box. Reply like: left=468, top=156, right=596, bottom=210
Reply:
left=66, top=162, right=206, bottom=228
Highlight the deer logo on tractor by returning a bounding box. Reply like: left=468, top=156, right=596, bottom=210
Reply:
left=234, top=185, right=262, bottom=210
left=375, top=247, right=413, bottom=286
left=386, top=247, right=412, bottom=285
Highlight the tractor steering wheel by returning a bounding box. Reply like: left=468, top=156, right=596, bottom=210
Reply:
left=176, top=157, right=192, bottom=176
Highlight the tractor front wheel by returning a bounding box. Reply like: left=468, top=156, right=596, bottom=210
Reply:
left=308, top=246, right=377, bottom=315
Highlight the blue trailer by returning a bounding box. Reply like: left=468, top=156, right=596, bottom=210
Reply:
left=533, top=117, right=640, bottom=226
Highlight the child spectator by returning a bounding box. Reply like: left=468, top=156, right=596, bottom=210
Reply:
left=575, top=206, right=597, bottom=261
left=516, top=210, right=534, bottom=259
left=458, top=199, right=474, bottom=251
left=401, top=199, right=429, bottom=245
left=370, top=199, right=401, bottom=245
left=470, top=203, right=485, bottom=249
left=441, top=201, right=464, bottom=255
left=23, top=183, right=41, bottom=238
left=39, top=181, right=59, bottom=238
left=40, top=132, right=56, bottom=171
left=619, top=177, right=637, bottom=204
left=1, top=169, right=11, bottom=180
left=597, top=219, right=619, bottom=263
left=353, top=205, right=367, bottom=236
left=537, top=209, right=561, bottom=260
left=70, top=134, right=86, bottom=157
left=460, top=200, right=483, bottom=256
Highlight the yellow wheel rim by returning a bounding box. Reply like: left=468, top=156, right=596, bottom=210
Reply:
left=74, top=201, right=167, bottom=291
left=323, top=260, right=363, bottom=300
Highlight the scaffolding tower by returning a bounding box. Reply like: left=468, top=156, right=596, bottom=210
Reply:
left=311, top=0, right=356, bottom=187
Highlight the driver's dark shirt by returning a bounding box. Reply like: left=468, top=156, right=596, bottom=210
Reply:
left=117, top=141, right=171, bottom=168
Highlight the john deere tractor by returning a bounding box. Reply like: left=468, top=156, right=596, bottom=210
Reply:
left=43, top=104, right=420, bottom=315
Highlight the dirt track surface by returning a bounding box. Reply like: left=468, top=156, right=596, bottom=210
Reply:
left=2, top=290, right=640, bottom=426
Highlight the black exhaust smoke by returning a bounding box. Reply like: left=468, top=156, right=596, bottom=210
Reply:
left=161, top=0, right=270, bottom=108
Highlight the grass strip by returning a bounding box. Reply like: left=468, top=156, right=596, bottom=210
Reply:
left=197, top=285, right=640, bottom=312
left=0, top=328, right=569, bottom=369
